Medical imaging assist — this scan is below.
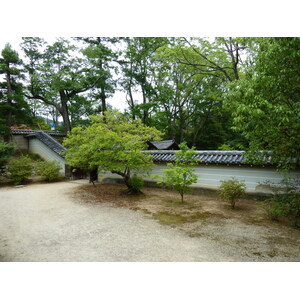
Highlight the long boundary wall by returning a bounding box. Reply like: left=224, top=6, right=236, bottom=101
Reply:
left=99, top=164, right=300, bottom=194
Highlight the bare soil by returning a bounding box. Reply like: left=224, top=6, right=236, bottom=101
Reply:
left=1, top=180, right=299, bottom=261
left=77, top=183, right=300, bottom=261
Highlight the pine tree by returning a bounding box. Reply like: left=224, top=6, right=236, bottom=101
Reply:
left=0, top=44, right=31, bottom=140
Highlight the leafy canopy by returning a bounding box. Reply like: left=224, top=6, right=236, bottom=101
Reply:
left=226, top=38, right=300, bottom=169
left=63, top=111, right=162, bottom=190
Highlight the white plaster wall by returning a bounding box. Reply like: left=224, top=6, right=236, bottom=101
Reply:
left=99, top=164, right=300, bottom=194
left=28, top=139, right=66, bottom=175
left=11, top=135, right=29, bottom=151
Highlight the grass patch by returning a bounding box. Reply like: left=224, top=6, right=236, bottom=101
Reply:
left=153, top=211, right=213, bottom=225
left=154, top=212, right=188, bottom=225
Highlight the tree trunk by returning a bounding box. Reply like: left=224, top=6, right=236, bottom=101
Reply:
left=111, top=169, right=131, bottom=190
left=59, top=90, right=71, bottom=133
left=142, top=87, right=148, bottom=125
left=5, top=71, right=13, bottom=128
left=180, top=192, right=184, bottom=203
left=100, top=85, right=107, bottom=114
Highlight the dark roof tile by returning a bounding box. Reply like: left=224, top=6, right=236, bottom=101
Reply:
left=28, top=131, right=66, bottom=158
left=143, top=150, right=259, bottom=166
left=11, top=129, right=65, bottom=136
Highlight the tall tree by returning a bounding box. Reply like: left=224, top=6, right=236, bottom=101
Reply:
left=0, top=44, right=31, bottom=140
left=148, top=38, right=244, bottom=149
left=175, top=37, right=249, bottom=82
left=77, top=37, right=118, bottom=114
left=21, top=38, right=101, bottom=133
left=119, top=37, right=169, bottom=124
left=226, top=37, right=300, bottom=169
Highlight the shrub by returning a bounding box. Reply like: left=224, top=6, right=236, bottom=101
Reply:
left=26, top=153, right=43, bottom=161
left=7, top=155, right=33, bottom=185
left=218, top=177, right=246, bottom=209
left=128, top=174, right=144, bottom=194
left=36, top=160, right=61, bottom=182
left=154, top=143, right=198, bottom=203
left=0, top=142, right=15, bottom=176
left=261, top=177, right=300, bottom=228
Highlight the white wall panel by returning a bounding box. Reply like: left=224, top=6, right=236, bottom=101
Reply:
left=99, top=164, right=300, bottom=194
left=29, top=139, right=66, bottom=175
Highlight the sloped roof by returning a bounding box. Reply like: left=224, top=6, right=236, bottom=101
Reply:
left=147, top=140, right=179, bottom=150
left=27, top=131, right=66, bottom=158
left=144, top=150, right=273, bottom=166
left=11, top=129, right=65, bottom=136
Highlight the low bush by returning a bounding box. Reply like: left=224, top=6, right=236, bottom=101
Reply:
left=128, top=174, right=144, bottom=194
left=261, top=177, right=300, bottom=228
left=26, top=153, right=43, bottom=161
left=36, top=160, right=61, bottom=182
left=218, top=177, right=246, bottom=209
left=7, top=155, right=33, bottom=185
left=0, top=142, right=15, bottom=176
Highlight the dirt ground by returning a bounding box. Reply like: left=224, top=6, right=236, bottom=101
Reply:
left=77, top=183, right=300, bottom=261
left=0, top=180, right=299, bottom=261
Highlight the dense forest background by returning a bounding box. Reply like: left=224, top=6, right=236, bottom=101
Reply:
left=1, top=37, right=299, bottom=167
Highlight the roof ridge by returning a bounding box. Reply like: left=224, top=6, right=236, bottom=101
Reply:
left=11, top=129, right=65, bottom=136
left=35, top=131, right=66, bottom=157
left=143, top=150, right=263, bottom=166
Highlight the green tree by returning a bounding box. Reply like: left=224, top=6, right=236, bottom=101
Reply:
left=119, top=37, right=169, bottom=123
left=21, top=38, right=102, bottom=133
left=175, top=37, right=250, bottom=82
left=78, top=37, right=119, bottom=114
left=149, top=38, right=246, bottom=150
left=63, top=111, right=162, bottom=193
left=0, top=141, right=15, bottom=175
left=226, top=37, right=300, bottom=169
left=0, top=44, right=32, bottom=140
left=7, top=155, right=33, bottom=185
left=155, top=142, right=198, bottom=203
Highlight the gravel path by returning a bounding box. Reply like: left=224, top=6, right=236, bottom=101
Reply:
left=0, top=180, right=298, bottom=262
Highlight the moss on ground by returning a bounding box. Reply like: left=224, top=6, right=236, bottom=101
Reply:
left=153, top=211, right=214, bottom=225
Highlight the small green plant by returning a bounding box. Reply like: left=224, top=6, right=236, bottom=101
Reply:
left=218, top=177, right=246, bottom=209
left=36, top=160, right=61, bottom=182
left=154, top=143, right=198, bottom=203
left=128, top=174, right=144, bottom=194
left=7, top=155, right=33, bottom=185
left=261, top=177, right=300, bottom=228
left=0, top=141, right=15, bottom=176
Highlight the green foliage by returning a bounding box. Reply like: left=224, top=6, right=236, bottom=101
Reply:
left=31, top=117, right=51, bottom=130
left=26, top=152, right=43, bottom=161
left=0, top=141, right=15, bottom=175
left=218, top=178, right=246, bottom=209
left=218, top=144, right=234, bottom=151
left=155, top=143, right=198, bottom=203
left=21, top=38, right=104, bottom=133
left=128, top=174, right=144, bottom=194
left=7, top=155, right=33, bottom=185
left=261, top=177, right=300, bottom=228
left=120, top=37, right=169, bottom=124
left=226, top=38, right=300, bottom=169
left=0, top=43, right=33, bottom=139
left=64, top=111, right=162, bottom=193
left=36, top=160, right=61, bottom=181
